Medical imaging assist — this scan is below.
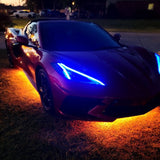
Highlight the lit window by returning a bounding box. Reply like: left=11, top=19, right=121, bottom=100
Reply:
left=148, top=3, right=154, bottom=10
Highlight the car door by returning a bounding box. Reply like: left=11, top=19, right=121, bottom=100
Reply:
left=21, top=22, right=41, bottom=81
left=19, top=11, right=25, bottom=17
left=24, top=11, right=29, bottom=17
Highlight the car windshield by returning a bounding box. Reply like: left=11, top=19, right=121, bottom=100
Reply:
left=39, top=21, right=120, bottom=51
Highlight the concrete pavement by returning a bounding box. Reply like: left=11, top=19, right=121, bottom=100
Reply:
left=113, top=32, right=160, bottom=53
left=0, top=32, right=160, bottom=52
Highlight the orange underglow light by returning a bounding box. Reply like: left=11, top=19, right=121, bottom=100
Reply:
left=1, top=67, right=159, bottom=157
left=0, top=68, right=40, bottom=108
left=64, top=106, right=160, bottom=151
left=81, top=107, right=159, bottom=144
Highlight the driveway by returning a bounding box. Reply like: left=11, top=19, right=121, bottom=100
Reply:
left=115, top=32, right=160, bottom=53
left=0, top=32, right=160, bottom=52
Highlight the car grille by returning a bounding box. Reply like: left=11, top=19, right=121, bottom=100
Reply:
left=60, top=94, right=160, bottom=119
left=60, top=96, right=102, bottom=116
left=103, top=95, right=160, bottom=118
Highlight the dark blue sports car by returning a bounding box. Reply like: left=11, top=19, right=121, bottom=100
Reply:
left=5, top=19, right=160, bottom=121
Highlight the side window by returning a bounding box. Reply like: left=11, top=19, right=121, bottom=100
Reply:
left=25, top=22, right=39, bottom=47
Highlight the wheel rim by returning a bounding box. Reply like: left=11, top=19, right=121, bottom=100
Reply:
left=38, top=70, right=53, bottom=111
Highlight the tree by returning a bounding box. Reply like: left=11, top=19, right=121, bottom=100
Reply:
left=25, top=0, right=41, bottom=11
left=25, top=0, right=73, bottom=10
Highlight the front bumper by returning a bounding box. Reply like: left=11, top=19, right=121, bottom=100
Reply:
left=59, top=93, right=160, bottom=121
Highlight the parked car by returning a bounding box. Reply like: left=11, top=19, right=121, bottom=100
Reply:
left=39, top=9, right=50, bottom=17
left=71, top=10, right=94, bottom=19
left=8, top=10, right=17, bottom=15
left=13, top=10, right=36, bottom=18
left=5, top=19, right=160, bottom=121
left=39, top=9, right=65, bottom=18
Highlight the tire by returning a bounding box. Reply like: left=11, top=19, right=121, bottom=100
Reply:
left=28, top=15, right=32, bottom=18
left=37, top=69, right=55, bottom=113
left=16, top=15, right=19, bottom=18
left=6, top=45, right=15, bottom=68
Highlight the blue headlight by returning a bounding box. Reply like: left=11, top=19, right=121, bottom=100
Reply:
left=155, top=53, right=160, bottom=74
left=57, top=63, right=105, bottom=86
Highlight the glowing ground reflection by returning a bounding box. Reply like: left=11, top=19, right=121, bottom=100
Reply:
left=0, top=68, right=40, bottom=106
left=0, top=67, right=159, bottom=159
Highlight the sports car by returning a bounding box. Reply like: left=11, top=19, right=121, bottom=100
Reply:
left=5, top=19, right=160, bottom=121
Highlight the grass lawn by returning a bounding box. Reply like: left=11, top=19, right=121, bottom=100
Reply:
left=11, top=18, right=30, bottom=29
left=1, top=17, right=160, bottom=159
left=11, top=17, right=160, bottom=32
left=86, top=19, right=160, bottom=32
left=0, top=48, right=160, bottom=160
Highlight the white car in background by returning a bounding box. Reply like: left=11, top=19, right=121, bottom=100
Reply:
left=13, top=10, right=36, bottom=18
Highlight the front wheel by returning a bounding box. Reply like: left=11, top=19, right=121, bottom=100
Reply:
left=37, top=69, right=55, bottom=113
left=6, top=45, right=15, bottom=68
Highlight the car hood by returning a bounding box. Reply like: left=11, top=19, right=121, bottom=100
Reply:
left=49, top=47, right=160, bottom=98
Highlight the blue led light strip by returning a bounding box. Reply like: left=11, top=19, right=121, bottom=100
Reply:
left=57, top=63, right=105, bottom=86
left=155, top=53, right=160, bottom=74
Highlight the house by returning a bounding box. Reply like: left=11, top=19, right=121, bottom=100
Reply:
left=81, top=0, right=160, bottom=18
left=106, top=0, right=160, bottom=18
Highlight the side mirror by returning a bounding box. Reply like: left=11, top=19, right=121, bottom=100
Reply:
left=14, top=28, right=23, bottom=35
left=16, top=35, right=28, bottom=45
left=113, top=33, right=121, bottom=42
left=12, top=36, right=28, bottom=58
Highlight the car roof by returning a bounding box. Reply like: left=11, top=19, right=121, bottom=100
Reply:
left=30, top=18, right=92, bottom=25
left=31, top=18, right=66, bottom=23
